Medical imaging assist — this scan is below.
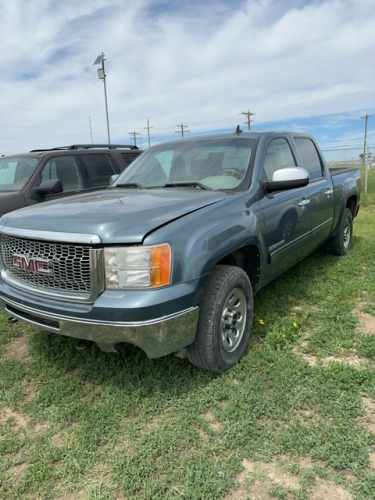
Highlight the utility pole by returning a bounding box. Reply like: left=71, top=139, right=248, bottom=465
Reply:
left=361, top=113, right=372, bottom=165
left=175, top=123, right=190, bottom=138
left=240, top=110, right=255, bottom=130
left=144, top=118, right=153, bottom=148
left=129, top=131, right=141, bottom=147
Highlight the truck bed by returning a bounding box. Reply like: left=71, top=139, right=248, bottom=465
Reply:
left=329, top=167, right=360, bottom=176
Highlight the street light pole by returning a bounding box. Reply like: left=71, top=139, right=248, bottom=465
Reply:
left=93, top=52, right=111, bottom=145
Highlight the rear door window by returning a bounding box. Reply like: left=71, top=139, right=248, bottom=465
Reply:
left=80, top=154, right=117, bottom=187
left=41, top=156, right=83, bottom=192
left=121, top=152, right=140, bottom=167
left=294, top=138, right=324, bottom=181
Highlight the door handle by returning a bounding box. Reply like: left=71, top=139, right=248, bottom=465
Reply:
left=325, top=189, right=334, bottom=196
left=298, top=199, right=310, bottom=207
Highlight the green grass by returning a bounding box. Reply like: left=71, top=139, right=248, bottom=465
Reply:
left=360, top=166, right=375, bottom=205
left=1, top=206, right=375, bottom=499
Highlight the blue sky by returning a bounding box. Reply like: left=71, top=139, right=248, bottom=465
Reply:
left=0, top=0, right=374, bottom=155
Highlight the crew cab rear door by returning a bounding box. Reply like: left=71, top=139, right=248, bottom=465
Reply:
left=293, top=137, right=334, bottom=244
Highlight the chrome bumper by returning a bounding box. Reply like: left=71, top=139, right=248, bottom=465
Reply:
left=1, top=296, right=199, bottom=358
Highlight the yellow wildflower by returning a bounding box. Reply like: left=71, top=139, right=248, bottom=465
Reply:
left=259, top=319, right=265, bottom=325
left=293, top=322, right=298, bottom=327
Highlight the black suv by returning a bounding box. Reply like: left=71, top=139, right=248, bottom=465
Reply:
left=0, top=144, right=143, bottom=217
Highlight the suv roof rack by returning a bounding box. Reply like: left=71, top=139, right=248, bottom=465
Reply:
left=66, top=144, right=139, bottom=150
left=30, top=144, right=139, bottom=152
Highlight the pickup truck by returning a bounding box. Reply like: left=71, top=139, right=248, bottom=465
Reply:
left=0, top=130, right=361, bottom=373
left=0, top=144, right=142, bottom=217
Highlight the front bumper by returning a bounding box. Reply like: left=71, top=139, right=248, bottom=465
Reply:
left=0, top=278, right=202, bottom=358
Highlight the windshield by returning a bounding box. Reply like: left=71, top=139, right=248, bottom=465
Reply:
left=111, top=137, right=256, bottom=191
left=0, top=156, right=40, bottom=192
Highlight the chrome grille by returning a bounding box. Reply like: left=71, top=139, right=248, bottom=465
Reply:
left=1, top=235, right=94, bottom=296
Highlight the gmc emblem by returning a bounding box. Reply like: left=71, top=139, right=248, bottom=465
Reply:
left=11, top=254, right=51, bottom=276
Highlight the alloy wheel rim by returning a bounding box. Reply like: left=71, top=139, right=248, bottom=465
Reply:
left=221, top=287, right=247, bottom=353
left=343, top=221, right=351, bottom=249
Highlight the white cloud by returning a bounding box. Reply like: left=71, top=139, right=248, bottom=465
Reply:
left=0, top=0, right=374, bottom=153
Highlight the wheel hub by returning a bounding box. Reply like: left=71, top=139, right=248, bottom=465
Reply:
left=221, top=288, right=247, bottom=353
left=343, top=222, right=351, bottom=249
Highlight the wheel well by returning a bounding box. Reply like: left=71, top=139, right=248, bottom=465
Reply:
left=346, top=195, right=357, bottom=217
left=216, top=245, right=261, bottom=293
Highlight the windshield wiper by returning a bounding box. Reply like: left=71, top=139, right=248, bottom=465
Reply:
left=164, top=182, right=212, bottom=191
left=114, top=183, right=146, bottom=189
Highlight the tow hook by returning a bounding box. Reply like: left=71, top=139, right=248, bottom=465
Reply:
left=7, top=316, right=19, bottom=324
left=75, top=340, right=94, bottom=351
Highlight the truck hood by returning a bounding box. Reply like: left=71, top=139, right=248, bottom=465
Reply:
left=0, top=188, right=232, bottom=243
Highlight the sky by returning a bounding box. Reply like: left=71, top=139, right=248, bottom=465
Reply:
left=0, top=0, right=374, bottom=159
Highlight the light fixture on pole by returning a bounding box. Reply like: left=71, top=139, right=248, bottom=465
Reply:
left=93, top=52, right=111, bottom=145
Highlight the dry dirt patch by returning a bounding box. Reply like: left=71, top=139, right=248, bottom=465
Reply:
left=361, top=397, right=375, bottom=434
left=8, top=462, right=28, bottom=481
left=225, top=456, right=352, bottom=500
left=1, top=407, right=29, bottom=431
left=357, top=311, right=375, bottom=335
left=4, top=335, right=32, bottom=365
left=293, top=344, right=362, bottom=368
left=1, top=407, right=49, bottom=439
left=203, top=411, right=223, bottom=432
left=351, top=304, right=375, bottom=335
left=307, top=478, right=352, bottom=500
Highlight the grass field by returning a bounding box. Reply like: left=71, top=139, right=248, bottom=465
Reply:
left=1, top=206, right=375, bottom=500
left=361, top=166, right=375, bottom=205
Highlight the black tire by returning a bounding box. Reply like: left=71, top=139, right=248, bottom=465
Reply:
left=187, top=265, right=253, bottom=373
left=325, top=207, right=353, bottom=256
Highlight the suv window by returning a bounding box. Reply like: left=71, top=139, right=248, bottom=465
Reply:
left=263, top=138, right=296, bottom=181
left=80, top=154, right=117, bottom=187
left=121, top=152, right=141, bottom=166
left=0, top=156, right=39, bottom=191
left=41, top=156, right=83, bottom=192
left=294, top=138, right=324, bottom=181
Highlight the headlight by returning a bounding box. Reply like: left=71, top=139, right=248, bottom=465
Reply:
left=104, top=244, right=171, bottom=289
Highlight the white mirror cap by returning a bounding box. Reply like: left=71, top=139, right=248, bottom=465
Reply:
left=272, top=167, right=310, bottom=182
left=110, top=174, right=119, bottom=184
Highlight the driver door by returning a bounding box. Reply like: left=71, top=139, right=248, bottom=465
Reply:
left=258, top=137, right=313, bottom=280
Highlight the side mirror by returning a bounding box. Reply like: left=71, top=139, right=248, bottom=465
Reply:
left=109, top=174, right=119, bottom=184
left=264, top=167, right=309, bottom=193
left=34, top=179, right=63, bottom=195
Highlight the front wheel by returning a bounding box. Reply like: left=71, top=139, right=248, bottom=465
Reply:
left=187, top=265, right=253, bottom=373
left=325, top=207, right=353, bottom=256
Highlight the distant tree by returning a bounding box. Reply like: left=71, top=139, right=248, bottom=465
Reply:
left=359, top=152, right=373, bottom=161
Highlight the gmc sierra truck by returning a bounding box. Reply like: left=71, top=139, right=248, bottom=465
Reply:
left=0, top=130, right=361, bottom=373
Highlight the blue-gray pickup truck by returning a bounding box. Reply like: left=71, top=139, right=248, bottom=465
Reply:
left=0, top=130, right=361, bottom=373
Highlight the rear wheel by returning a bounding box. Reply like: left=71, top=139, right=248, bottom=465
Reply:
left=325, top=207, right=353, bottom=256
left=187, top=265, right=253, bottom=373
